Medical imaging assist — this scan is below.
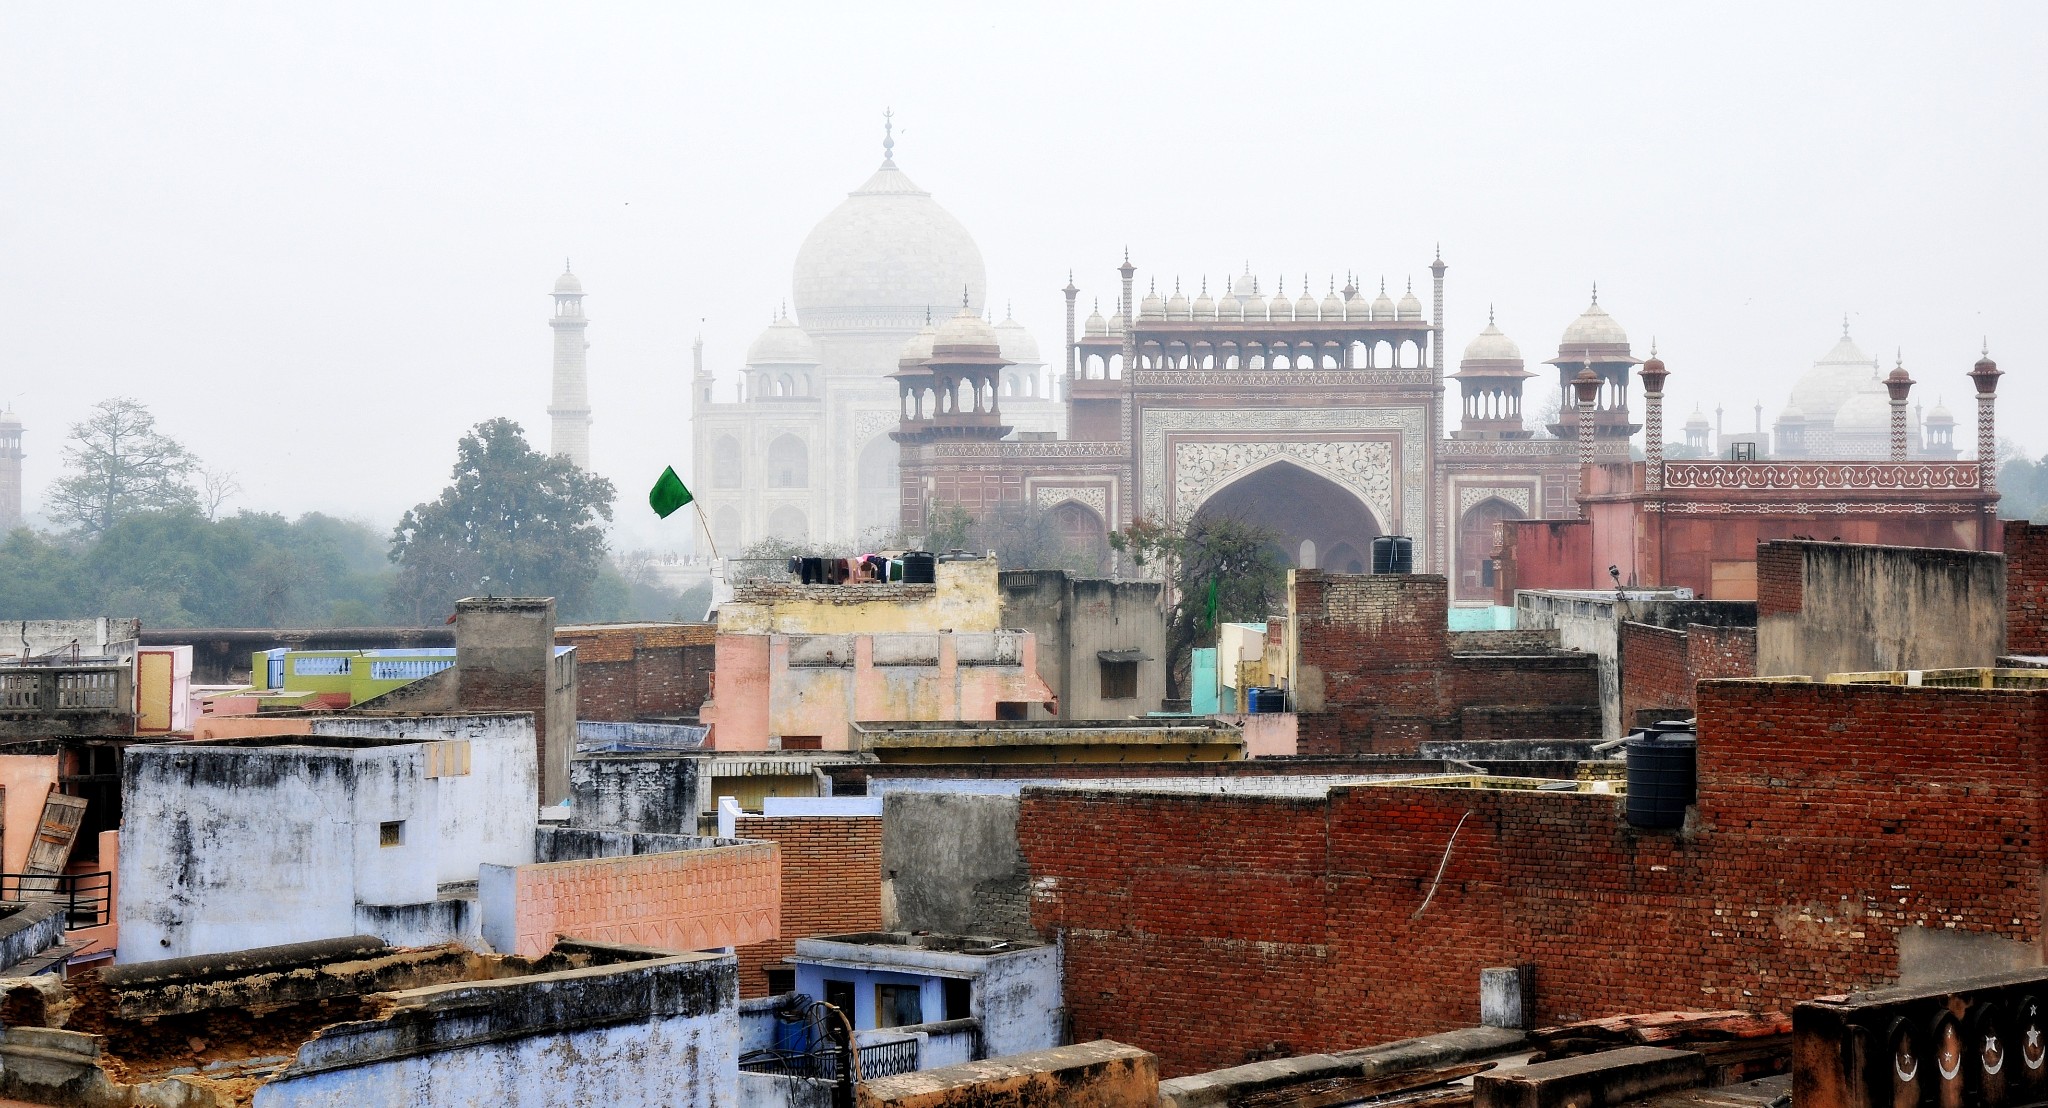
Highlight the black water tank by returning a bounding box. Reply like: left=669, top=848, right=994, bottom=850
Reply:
left=1371, top=535, right=1414, bottom=574
left=1625, top=723, right=1698, bottom=830
left=901, top=551, right=937, bottom=584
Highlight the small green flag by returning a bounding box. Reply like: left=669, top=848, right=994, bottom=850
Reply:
left=649, top=466, right=693, bottom=519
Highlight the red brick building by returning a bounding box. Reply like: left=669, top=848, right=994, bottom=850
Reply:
left=554, top=622, right=714, bottom=723
left=2011, top=520, right=2048, bottom=659
left=731, top=811, right=883, bottom=999
left=1018, top=679, right=2048, bottom=1076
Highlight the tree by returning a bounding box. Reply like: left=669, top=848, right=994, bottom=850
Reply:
left=389, top=419, right=616, bottom=622
left=199, top=467, right=242, bottom=521
left=1112, top=512, right=1287, bottom=696
left=924, top=501, right=1109, bottom=576
left=46, top=398, right=198, bottom=536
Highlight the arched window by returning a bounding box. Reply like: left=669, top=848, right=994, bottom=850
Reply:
left=712, top=437, right=742, bottom=488
left=766, top=505, right=808, bottom=542
left=767, top=434, right=808, bottom=488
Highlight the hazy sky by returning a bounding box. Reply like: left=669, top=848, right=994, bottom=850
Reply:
left=5, top=3, right=2043, bottom=550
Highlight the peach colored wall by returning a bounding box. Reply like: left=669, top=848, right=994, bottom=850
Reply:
left=1240, top=713, right=1298, bottom=757
left=503, top=842, right=779, bottom=958
left=0, top=756, right=60, bottom=876
left=190, top=716, right=317, bottom=741
left=711, top=633, right=1053, bottom=750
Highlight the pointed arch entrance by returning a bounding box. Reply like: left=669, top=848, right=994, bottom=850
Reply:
left=1192, top=461, right=1382, bottom=569
left=1456, top=496, right=1525, bottom=600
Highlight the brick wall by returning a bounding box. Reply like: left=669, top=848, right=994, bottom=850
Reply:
left=1754, top=543, right=1805, bottom=617
left=1292, top=572, right=1599, bottom=755
left=497, top=842, right=779, bottom=957
left=732, top=813, right=883, bottom=999
left=1617, top=621, right=1755, bottom=726
left=1020, top=680, right=2048, bottom=1076
left=557, top=624, right=715, bottom=721
left=2011, top=521, right=2048, bottom=656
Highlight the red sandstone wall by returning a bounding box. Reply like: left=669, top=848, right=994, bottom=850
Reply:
left=1020, top=681, right=2048, bottom=1076
left=1495, top=520, right=1596, bottom=604
left=733, top=813, right=883, bottom=999
left=2011, top=521, right=2048, bottom=656
left=1618, top=622, right=1757, bottom=726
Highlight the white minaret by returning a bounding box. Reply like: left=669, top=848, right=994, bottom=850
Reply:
left=548, top=262, right=592, bottom=470
left=0, top=409, right=22, bottom=533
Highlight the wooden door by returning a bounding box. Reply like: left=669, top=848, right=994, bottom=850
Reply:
left=23, top=793, right=87, bottom=878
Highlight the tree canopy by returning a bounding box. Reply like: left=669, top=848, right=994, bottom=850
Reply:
left=389, top=418, right=617, bottom=622
left=1112, top=512, right=1288, bottom=696
left=46, top=398, right=198, bottom=536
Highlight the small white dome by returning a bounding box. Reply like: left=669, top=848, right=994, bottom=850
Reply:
left=1371, top=282, right=1396, bottom=321
left=747, top=316, right=821, bottom=365
left=934, top=303, right=999, bottom=350
left=1138, top=282, right=1166, bottom=321
left=1296, top=288, right=1320, bottom=320
left=1396, top=281, right=1424, bottom=322
left=1192, top=284, right=1216, bottom=320
left=1231, top=272, right=1258, bottom=298
left=1320, top=288, right=1345, bottom=321
left=898, top=322, right=939, bottom=364
left=1108, top=312, right=1127, bottom=335
left=1345, top=290, right=1370, bottom=321
left=1786, top=329, right=1881, bottom=427
left=1166, top=285, right=1192, bottom=321
left=0, top=409, right=22, bottom=430
left=1268, top=280, right=1294, bottom=322
left=553, top=269, right=583, bottom=295
left=1560, top=291, right=1629, bottom=347
left=1083, top=303, right=1107, bottom=336
left=1779, top=402, right=1806, bottom=423
left=1684, top=405, right=1710, bottom=430
left=1460, top=318, right=1523, bottom=363
left=1217, top=293, right=1241, bottom=321
left=1238, top=292, right=1265, bottom=320
left=993, top=313, right=1041, bottom=363
left=1927, top=400, right=1954, bottom=423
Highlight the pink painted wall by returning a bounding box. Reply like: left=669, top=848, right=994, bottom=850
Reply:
left=1241, top=713, right=1299, bottom=758
left=0, top=755, right=60, bottom=875
left=500, top=842, right=780, bottom=958
left=707, top=632, right=1053, bottom=750
left=190, top=716, right=317, bottom=741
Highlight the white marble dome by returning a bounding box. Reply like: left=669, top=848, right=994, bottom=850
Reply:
left=553, top=269, right=583, bottom=295
left=1833, top=381, right=1892, bottom=435
left=1785, top=332, right=1882, bottom=427
left=1083, top=303, right=1107, bottom=336
left=746, top=316, right=821, bottom=365
left=1396, top=283, right=1424, bottom=322
left=1371, top=283, right=1396, bottom=321
left=791, top=160, right=987, bottom=336
left=994, top=312, right=1041, bottom=363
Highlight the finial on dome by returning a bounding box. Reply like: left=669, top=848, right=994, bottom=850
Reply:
left=961, top=286, right=971, bottom=310
left=1006, top=300, right=1013, bottom=318
left=1435, top=242, right=1442, bottom=262
left=1406, top=277, right=1413, bottom=293
left=882, top=107, right=895, bottom=165
left=564, top=258, right=572, bottom=274
left=1590, top=281, right=1599, bottom=305
left=1983, top=336, right=1990, bottom=357
left=1651, top=338, right=1658, bottom=357
left=1843, top=313, right=1851, bottom=337
left=1489, top=303, right=1496, bottom=326
left=1380, top=277, right=1387, bottom=294
left=1896, top=347, right=1904, bottom=368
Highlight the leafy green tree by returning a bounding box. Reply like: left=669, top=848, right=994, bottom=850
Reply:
left=389, top=419, right=616, bottom=622
left=46, top=398, right=198, bottom=536
left=1112, top=512, right=1287, bottom=696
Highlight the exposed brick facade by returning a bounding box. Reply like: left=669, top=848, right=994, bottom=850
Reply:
left=1618, top=621, right=1757, bottom=726
left=2011, top=521, right=2048, bottom=656
left=1020, top=680, right=2048, bottom=1077
left=1291, top=572, right=1599, bottom=755
left=732, top=813, right=883, bottom=999
left=556, top=623, right=715, bottom=722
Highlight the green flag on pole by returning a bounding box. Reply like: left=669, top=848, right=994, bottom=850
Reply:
left=649, top=466, right=693, bottom=519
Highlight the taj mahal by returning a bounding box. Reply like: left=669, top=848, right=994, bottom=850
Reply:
left=540, top=121, right=1981, bottom=603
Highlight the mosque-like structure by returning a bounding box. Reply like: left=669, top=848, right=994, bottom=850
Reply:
left=655, top=123, right=1997, bottom=602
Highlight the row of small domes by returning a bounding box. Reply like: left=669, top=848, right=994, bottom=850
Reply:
left=1085, top=276, right=1426, bottom=332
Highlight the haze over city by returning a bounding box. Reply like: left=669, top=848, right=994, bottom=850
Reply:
left=3, top=2, right=2043, bottom=544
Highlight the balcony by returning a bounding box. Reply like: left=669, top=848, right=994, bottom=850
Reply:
left=0, top=665, right=134, bottom=738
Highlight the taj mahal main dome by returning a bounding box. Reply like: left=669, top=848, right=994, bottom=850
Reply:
left=790, top=147, right=987, bottom=337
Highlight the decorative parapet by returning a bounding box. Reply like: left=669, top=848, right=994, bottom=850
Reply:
left=1660, top=461, right=1982, bottom=492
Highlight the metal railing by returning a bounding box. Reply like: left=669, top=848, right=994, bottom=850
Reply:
left=856, top=1038, right=921, bottom=1080
left=0, top=871, right=112, bottom=928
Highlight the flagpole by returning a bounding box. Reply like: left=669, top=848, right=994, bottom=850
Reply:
left=692, top=500, right=722, bottom=563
